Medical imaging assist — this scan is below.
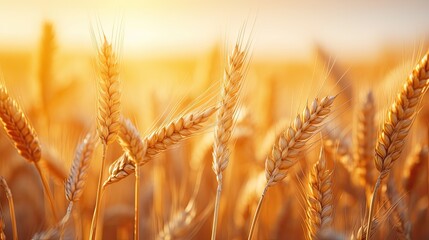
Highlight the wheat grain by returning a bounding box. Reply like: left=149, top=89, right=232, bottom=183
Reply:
left=265, top=96, right=335, bottom=186
left=103, top=106, right=216, bottom=187
left=117, top=117, right=148, bottom=240
left=248, top=95, right=335, bottom=240
left=212, top=43, right=246, bottom=183
left=306, top=148, right=333, bottom=240
left=211, top=41, right=247, bottom=240
left=66, top=132, right=98, bottom=202
left=91, top=34, right=122, bottom=240
left=0, top=82, right=58, bottom=222
left=0, top=83, right=41, bottom=163
left=118, top=117, right=147, bottom=164
left=367, top=51, right=429, bottom=239
left=103, top=154, right=135, bottom=187
left=96, top=35, right=121, bottom=146
left=374, top=52, right=429, bottom=179
left=147, top=106, right=216, bottom=160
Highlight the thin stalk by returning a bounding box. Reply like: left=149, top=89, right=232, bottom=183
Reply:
left=90, top=144, right=107, bottom=240
left=366, top=176, right=382, bottom=240
left=134, top=164, right=140, bottom=240
left=8, top=197, right=17, bottom=240
left=59, top=202, right=74, bottom=240
left=211, top=180, right=222, bottom=240
left=248, top=184, right=268, bottom=240
left=35, top=161, right=58, bottom=222
left=0, top=177, right=17, bottom=240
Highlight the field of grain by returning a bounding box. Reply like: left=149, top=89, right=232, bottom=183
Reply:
left=1, top=3, right=429, bottom=239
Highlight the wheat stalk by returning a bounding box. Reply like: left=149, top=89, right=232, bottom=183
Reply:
left=0, top=82, right=58, bottom=222
left=211, top=40, right=247, bottom=240
left=0, top=177, right=17, bottom=240
left=90, top=34, right=121, bottom=240
left=366, top=51, right=429, bottom=239
left=41, top=132, right=96, bottom=238
left=248, top=95, right=335, bottom=240
left=117, top=117, right=148, bottom=240
left=306, top=148, right=333, bottom=240
left=0, top=84, right=41, bottom=163
left=103, top=106, right=216, bottom=187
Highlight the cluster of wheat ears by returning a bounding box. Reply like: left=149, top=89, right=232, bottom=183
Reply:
left=0, top=22, right=428, bottom=240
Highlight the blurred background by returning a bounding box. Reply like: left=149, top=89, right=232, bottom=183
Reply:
left=1, top=0, right=429, bottom=239
left=2, top=0, right=429, bottom=58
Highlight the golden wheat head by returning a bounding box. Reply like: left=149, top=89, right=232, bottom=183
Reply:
left=65, top=132, right=98, bottom=202
left=96, top=36, right=121, bottom=146
left=265, top=96, right=335, bottom=186
left=0, top=83, right=41, bottom=162
left=375, top=52, right=429, bottom=179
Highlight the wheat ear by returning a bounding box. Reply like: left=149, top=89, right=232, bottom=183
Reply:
left=62, top=131, right=98, bottom=230
left=147, top=106, right=216, bottom=160
left=366, top=51, right=429, bottom=240
left=103, top=154, right=135, bottom=186
left=96, top=35, right=121, bottom=146
left=306, top=148, right=333, bottom=240
left=211, top=41, right=247, bottom=240
left=117, top=117, right=148, bottom=240
left=103, top=106, right=216, bottom=187
left=90, top=35, right=121, bottom=240
left=0, top=177, right=17, bottom=240
left=0, top=82, right=58, bottom=222
left=248, top=96, right=335, bottom=240
left=66, top=132, right=98, bottom=202
left=354, top=91, right=376, bottom=191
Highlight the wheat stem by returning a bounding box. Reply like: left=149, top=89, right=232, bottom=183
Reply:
left=35, top=161, right=58, bottom=222
left=134, top=163, right=140, bottom=240
left=0, top=177, right=17, bottom=240
left=366, top=51, right=429, bottom=239
left=366, top=175, right=381, bottom=240
left=211, top=40, right=247, bottom=239
left=90, top=144, right=107, bottom=240
left=211, top=181, right=222, bottom=240
left=248, top=184, right=268, bottom=240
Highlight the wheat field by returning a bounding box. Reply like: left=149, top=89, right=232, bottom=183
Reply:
left=0, top=11, right=429, bottom=240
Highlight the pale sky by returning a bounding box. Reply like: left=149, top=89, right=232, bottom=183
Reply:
left=1, top=0, right=429, bottom=58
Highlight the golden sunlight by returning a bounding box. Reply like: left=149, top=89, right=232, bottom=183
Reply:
left=0, top=0, right=428, bottom=239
